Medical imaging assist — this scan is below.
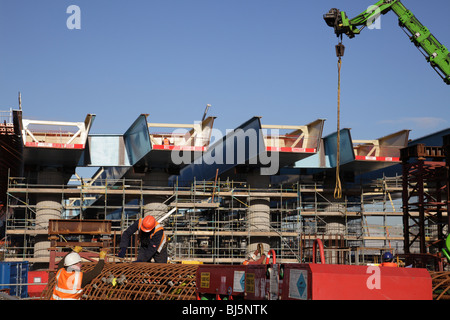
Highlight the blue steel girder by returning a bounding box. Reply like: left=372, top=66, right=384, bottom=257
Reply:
left=285, top=129, right=410, bottom=181
left=170, top=117, right=322, bottom=186
left=84, top=114, right=217, bottom=185
left=170, top=116, right=264, bottom=186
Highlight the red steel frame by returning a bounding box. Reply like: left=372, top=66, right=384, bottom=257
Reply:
left=401, top=143, right=449, bottom=268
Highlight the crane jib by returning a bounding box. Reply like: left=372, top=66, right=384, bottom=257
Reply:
left=323, top=0, right=450, bottom=85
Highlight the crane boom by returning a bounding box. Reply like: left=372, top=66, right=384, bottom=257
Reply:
left=323, top=0, right=450, bottom=84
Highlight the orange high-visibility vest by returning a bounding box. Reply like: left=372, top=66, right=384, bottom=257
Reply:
left=380, top=262, right=398, bottom=267
left=51, top=268, right=84, bottom=300
left=138, top=219, right=167, bottom=252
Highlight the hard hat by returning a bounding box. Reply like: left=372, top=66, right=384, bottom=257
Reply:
left=383, top=252, right=393, bottom=261
left=64, top=252, right=82, bottom=266
left=140, top=215, right=156, bottom=232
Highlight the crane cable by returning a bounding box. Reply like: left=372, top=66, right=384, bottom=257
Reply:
left=334, top=40, right=345, bottom=199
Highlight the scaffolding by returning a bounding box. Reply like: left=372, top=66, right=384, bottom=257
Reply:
left=3, top=174, right=444, bottom=266
left=398, top=143, right=450, bottom=269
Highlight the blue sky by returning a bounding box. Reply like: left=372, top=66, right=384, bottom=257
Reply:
left=1, top=0, right=449, bottom=142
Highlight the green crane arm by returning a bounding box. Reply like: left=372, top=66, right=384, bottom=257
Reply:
left=323, top=0, right=450, bottom=85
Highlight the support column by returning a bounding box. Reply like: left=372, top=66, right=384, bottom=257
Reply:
left=142, top=170, right=169, bottom=221
left=247, top=197, right=270, bottom=254
left=322, top=199, right=347, bottom=264
left=324, top=216, right=346, bottom=264
left=143, top=198, right=168, bottom=221
left=34, top=168, right=64, bottom=259
left=246, top=173, right=271, bottom=255
left=320, top=199, right=347, bottom=236
left=325, top=216, right=346, bottom=236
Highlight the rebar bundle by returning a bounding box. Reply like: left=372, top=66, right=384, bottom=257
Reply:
left=42, top=263, right=199, bottom=300
left=430, top=271, right=450, bottom=300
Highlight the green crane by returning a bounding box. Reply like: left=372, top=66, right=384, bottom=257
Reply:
left=323, top=0, right=450, bottom=85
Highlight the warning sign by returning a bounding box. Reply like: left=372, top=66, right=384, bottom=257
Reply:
left=245, top=273, right=255, bottom=293
left=289, top=269, right=308, bottom=300
left=233, top=271, right=245, bottom=293
left=200, top=272, right=210, bottom=288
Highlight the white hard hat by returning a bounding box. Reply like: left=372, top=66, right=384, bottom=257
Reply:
left=64, top=252, right=82, bottom=266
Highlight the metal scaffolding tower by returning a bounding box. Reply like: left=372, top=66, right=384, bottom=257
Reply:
left=400, top=140, right=450, bottom=268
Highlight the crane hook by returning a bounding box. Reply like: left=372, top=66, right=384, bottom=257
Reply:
left=335, top=42, right=345, bottom=58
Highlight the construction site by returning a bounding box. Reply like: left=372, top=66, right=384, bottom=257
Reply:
left=0, top=0, right=450, bottom=302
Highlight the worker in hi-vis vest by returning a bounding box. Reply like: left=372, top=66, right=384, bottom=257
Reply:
left=52, top=246, right=107, bottom=300
left=380, top=252, right=398, bottom=267
left=118, top=215, right=167, bottom=263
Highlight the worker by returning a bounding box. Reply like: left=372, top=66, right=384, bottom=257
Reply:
left=243, top=243, right=266, bottom=265
left=163, top=137, right=170, bottom=146
left=118, top=215, right=167, bottom=263
left=380, top=252, right=398, bottom=267
left=52, top=246, right=107, bottom=300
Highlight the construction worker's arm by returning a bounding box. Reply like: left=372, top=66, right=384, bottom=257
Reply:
left=134, top=229, right=163, bottom=262
left=117, top=219, right=140, bottom=258
left=80, top=250, right=107, bottom=288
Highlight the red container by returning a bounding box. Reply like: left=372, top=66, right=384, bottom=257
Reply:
left=196, top=264, right=275, bottom=300
left=243, top=264, right=271, bottom=300
left=28, top=271, right=48, bottom=298
left=197, top=265, right=248, bottom=299
left=280, top=263, right=432, bottom=300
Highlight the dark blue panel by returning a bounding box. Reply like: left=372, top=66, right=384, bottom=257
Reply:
left=123, top=114, right=151, bottom=165
left=408, top=128, right=450, bottom=147
left=171, top=117, right=265, bottom=185
left=324, top=129, right=354, bottom=167
left=96, top=166, right=131, bottom=184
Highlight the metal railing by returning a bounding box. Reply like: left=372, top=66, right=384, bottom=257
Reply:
left=0, top=109, right=13, bottom=124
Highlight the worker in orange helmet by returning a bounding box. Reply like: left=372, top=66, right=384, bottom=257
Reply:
left=118, top=215, right=168, bottom=263
left=52, top=246, right=107, bottom=300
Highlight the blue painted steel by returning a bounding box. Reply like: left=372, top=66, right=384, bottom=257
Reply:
left=94, top=166, right=132, bottom=185
left=0, top=261, right=29, bottom=298
left=123, top=114, right=152, bottom=166
left=324, top=129, right=355, bottom=167
left=171, top=117, right=265, bottom=186
left=293, top=129, right=354, bottom=169
left=85, top=134, right=130, bottom=166
left=408, top=128, right=450, bottom=147
left=87, top=114, right=151, bottom=186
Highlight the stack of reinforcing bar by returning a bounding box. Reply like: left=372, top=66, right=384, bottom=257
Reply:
left=430, top=271, right=450, bottom=300
left=41, top=263, right=199, bottom=300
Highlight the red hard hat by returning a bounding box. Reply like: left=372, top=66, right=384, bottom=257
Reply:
left=140, top=215, right=156, bottom=232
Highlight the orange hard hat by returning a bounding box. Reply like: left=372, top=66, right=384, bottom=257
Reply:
left=140, top=215, right=156, bottom=232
